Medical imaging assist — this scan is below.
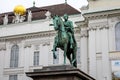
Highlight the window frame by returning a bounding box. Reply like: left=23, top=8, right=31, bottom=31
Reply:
left=10, top=45, right=19, bottom=68
left=115, top=22, right=120, bottom=51
left=9, top=75, right=17, bottom=80
left=33, top=51, right=40, bottom=66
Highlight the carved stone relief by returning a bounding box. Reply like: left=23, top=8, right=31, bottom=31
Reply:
left=80, top=28, right=88, bottom=38
left=88, top=22, right=109, bottom=31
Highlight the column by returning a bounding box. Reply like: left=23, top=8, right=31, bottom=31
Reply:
left=80, top=27, right=88, bottom=73
left=88, top=27, right=96, bottom=79
left=101, top=26, right=112, bottom=80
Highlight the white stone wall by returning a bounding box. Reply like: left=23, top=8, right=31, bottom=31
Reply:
left=77, top=10, right=120, bottom=80
left=0, top=14, right=81, bottom=80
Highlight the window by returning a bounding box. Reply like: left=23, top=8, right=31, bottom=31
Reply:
left=10, top=45, right=19, bottom=68
left=115, top=23, right=120, bottom=51
left=34, top=51, right=39, bottom=66
left=9, top=75, right=17, bottom=80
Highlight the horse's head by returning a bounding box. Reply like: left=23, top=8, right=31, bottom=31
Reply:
left=53, top=15, right=61, bottom=31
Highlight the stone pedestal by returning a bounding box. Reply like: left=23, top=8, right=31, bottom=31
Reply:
left=26, top=65, right=95, bottom=80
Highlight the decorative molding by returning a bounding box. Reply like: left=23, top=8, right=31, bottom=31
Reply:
left=88, top=22, right=109, bottom=31
left=85, top=14, right=108, bottom=20
left=99, top=24, right=109, bottom=30
left=24, top=39, right=51, bottom=48
left=34, top=45, right=40, bottom=50
left=0, top=30, right=56, bottom=42
left=9, top=38, right=22, bottom=44
left=80, top=28, right=88, bottom=38
left=109, top=51, right=120, bottom=60
left=87, top=26, right=97, bottom=31
left=3, top=67, right=24, bottom=75
left=0, top=43, right=6, bottom=51
left=42, top=42, right=50, bottom=46
left=24, top=43, right=32, bottom=48
left=96, top=52, right=102, bottom=60
left=84, top=8, right=120, bottom=21
left=110, top=17, right=120, bottom=22
left=0, top=27, right=80, bottom=49
left=75, top=20, right=88, bottom=28
left=0, top=27, right=80, bottom=42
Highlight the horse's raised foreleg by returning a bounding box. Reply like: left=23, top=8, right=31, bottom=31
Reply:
left=52, top=36, right=58, bottom=59
left=52, top=45, right=57, bottom=59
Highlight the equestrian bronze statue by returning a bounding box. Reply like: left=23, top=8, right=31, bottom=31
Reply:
left=52, top=14, right=77, bottom=67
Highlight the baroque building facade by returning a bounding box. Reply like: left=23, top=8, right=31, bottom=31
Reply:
left=76, top=0, right=120, bottom=80
left=1, top=0, right=120, bottom=80
left=0, top=3, right=81, bottom=80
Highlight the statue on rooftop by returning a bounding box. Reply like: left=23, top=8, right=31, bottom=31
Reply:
left=52, top=14, right=77, bottom=67
left=27, top=10, right=32, bottom=22
left=12, top=5, right=26, bottom=23
left=3, top=14, right=8, bottom=25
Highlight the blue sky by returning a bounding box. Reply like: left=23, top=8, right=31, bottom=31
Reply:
left=0, top=0, right=88, bottom=13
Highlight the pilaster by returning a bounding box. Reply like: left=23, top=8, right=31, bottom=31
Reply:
left=0, top=49, right=4, bottom=80
left=101, top=26, right=112, bottom=80
left=88, top=26, right=96, bottom=79
left=24, top=44, right=31, bottom=72
left=80, top=24, right=88, bottom=74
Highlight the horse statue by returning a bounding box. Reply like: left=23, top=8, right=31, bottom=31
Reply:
left=52, top=15, right=77, bottom=67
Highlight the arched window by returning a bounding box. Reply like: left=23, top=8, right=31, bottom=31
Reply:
left=115, top=22, right=120, bottom=51
left=10, top=45, right=19, bottom=68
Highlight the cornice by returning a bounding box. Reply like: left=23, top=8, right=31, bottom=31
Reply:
left=0, top=30, right=56, bottom=42
left=0, top=27, right=80, bottom=42
left=84, top=13, right=108, bottom=20
left=83, top=8, right=120, bottom=20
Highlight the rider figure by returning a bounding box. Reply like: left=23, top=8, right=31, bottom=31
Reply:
left=63, top=14, right=76, bottom=49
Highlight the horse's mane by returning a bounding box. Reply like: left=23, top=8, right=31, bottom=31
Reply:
left=57, top=16, right=65, bottom=32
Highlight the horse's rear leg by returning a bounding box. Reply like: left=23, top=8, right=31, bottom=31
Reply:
left=64, top=44, right=68, bottom=64
left=66, top=50, right=72, bottom=65
left=72, top=48, right=77, bottom=67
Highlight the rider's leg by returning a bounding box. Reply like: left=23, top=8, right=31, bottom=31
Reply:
left=68, top=32, right=74, bottom=48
